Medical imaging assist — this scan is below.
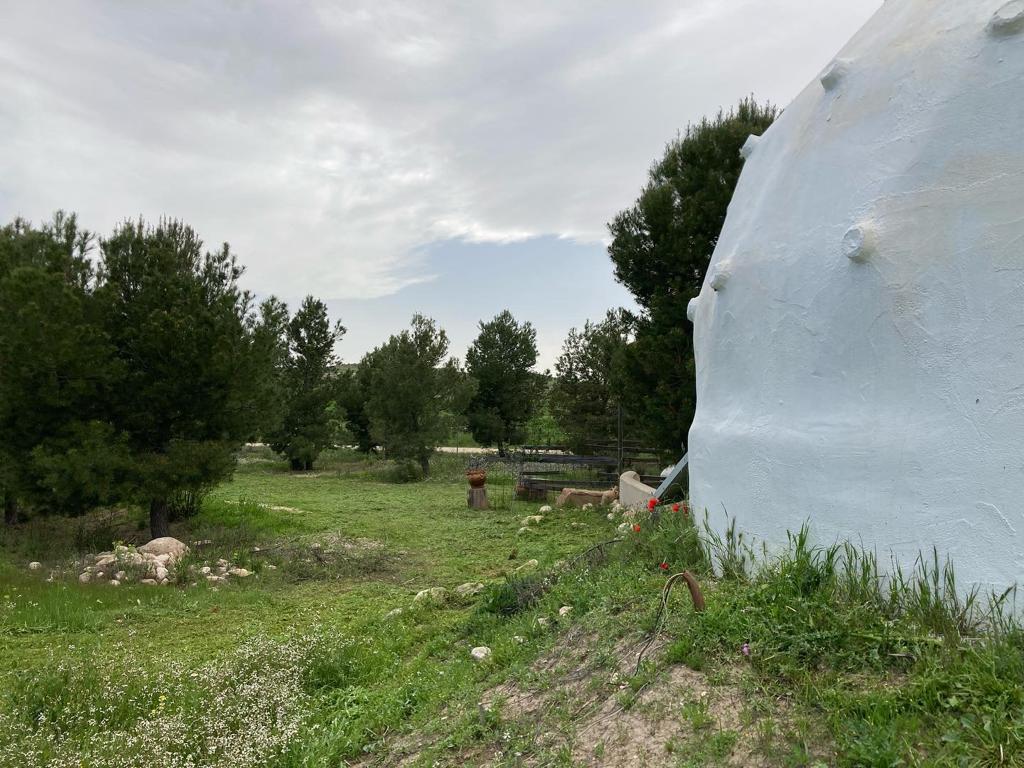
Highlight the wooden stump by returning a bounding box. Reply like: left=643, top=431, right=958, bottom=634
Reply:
left=467, top=487, right=489, bottom=510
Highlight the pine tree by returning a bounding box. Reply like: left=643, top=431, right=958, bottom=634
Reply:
left=607, top=98, right=777, bottom=452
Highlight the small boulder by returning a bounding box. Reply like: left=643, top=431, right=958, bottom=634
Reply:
left=539, top=505, right=552, bottom=514
left=536, top=617, right=550, bottom=628
left=114, top=570, right=127, bottom=581
left=140, top=578, right=158, bottom=586
left=520, top=515, right=544, bottom=526
left=516, top=526, right=532, bottom=536
left=515, top=559, right=539, bottom=574
left=205, top=575, right=221, bottom=584
left=385, top=608, right=404, bottom=619
left=413, top=587, right=448, bottom=604
left=265, top=564, right=277, bottom=570
left=155, top=553, right=171, bottom=566
left=95, top=555, right=117, bottom=570
left=138, top=537, right=188, bottom=563
left=154, top=566, right=169, bottom=582
left=454, top=582, right=485, bottom=598
left=228, top=568, right=251, bottom=578
left=78, top=572, right=91, bottom=584
left=27, top=561, right=42, bottom=571
left=199, top=566, right=211, bottom=575
left=558, top=605, right=573, bottom=617
left=109, top=579, right=120, bottom=587
left=470, top=646, right=492, bottom=662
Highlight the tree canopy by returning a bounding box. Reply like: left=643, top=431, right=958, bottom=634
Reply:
left=267, top=296, right=346, bottom=471
left=359, top=315, right=475, bottom=476
left=549, top=309, right=632, bottom=453
left=465, top=310, right=542, bottom=453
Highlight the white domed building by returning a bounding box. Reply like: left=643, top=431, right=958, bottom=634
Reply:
left=688, top=0, right=1024, bottom=590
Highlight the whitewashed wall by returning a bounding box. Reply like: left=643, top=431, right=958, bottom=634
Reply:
left=688, top=0, right=1024, bottom=591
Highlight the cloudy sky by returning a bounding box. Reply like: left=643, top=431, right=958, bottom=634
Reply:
left=0, top=0, right=879, bottom=368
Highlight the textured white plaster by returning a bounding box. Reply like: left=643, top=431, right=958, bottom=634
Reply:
left=689, top=0, right=1024, bottom=592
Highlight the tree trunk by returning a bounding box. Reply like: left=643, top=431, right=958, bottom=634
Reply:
left=419, top=455, right=430, bottom=477
left=3, top=496, right=17, bottom=527
left=149, top=497, right=170, bottom=540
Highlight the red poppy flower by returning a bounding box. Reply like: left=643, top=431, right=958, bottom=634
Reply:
left=671, top=503, right=680, bottom=513
left=647, top=497, right=658, bottom=511
left=632, top=524, right=641, bottom=533
left=659, top=562, right=669, bottom=570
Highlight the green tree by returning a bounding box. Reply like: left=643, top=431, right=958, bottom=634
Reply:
left=0, top=214, right=122, bottom=524
left=268, top=296, right=346, bottom=471
left=607, top=97, right=776, bottom=452
left=96, top=218, right=266, bottom=538
left=337, top=365, right=375, bottom=453
left=465, top=310, right=541, bottom=454
left=361, top=315, right=475, bottom=476
left=549, top=309, right=632, bottom=453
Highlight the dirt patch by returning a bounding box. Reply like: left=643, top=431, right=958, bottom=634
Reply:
left=478, top=629, right=809, bottom=767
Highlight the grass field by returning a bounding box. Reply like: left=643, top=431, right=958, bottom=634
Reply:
left=2, top=449, right=1023, bottom=767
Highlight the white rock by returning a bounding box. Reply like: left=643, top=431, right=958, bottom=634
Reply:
left=514, top=559, right=539, bottom=574
left=114, top=570, right=126, bottom=581
left=265, top=564, right=277, bottom=570
left=154, top=566, right=169, bottom=582
left=155, top=553, right=171, bottom=566
left=413, top=587, right=448, bottom=604
left=109, top=580, right=120, bottom=587
left=206, top=575, right=221, bottom=584
left=516, top=526, right=531, bottom=536
left=385, top=608, right=404, bottom=619
left=581, top=503, right=594, bottom=511
left=228, top=568, right=251, bottom=577
left=538, top=505, right=552, bottom=514
left=27, top=561, right=42, bottom=571
left=138, top=537, right=188, bottom=563
left=559, top=606, right=573, bottom=617
left=470, top=646, right=492, bottom=662
left=536, top=617, right=550, bottom=628
left=94, top=571, right=106, bottom=580
left=95, top=555, right=117, bottom=570
left=78, top=573, right=91, bottom=584
left=140, top=578, right=158, bottom=586
left=520, top=515, right=544, bottom=526
left=216, top=558, right=229, bottom=567
left=199, top=566, right=211, bottom=575
left=454, top=582, right=486, bottom=598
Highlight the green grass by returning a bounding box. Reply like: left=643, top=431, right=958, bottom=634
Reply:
left=2, top=453, right=1023, bottom=767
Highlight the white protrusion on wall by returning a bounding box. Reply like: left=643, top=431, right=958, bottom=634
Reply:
left=709, top=262, right=732, bottom=292
left=989, top=0, right=1024, bottom=36
left=687, top=297, right=699, bottom=322
left=819, top=58, right=851, bottom=91
left=842, top=222, right=876, bottom=263
left=689, top=0, right=1024, bottom=595
left=740, top=134, right=760, bottom=160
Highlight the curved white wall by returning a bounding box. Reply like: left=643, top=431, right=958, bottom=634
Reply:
left=689, top=0, right=1024, bottom=591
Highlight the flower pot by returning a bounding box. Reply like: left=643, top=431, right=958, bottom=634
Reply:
left=466, top=469, right=487, bottom=488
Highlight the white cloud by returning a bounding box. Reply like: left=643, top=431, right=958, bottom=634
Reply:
left=0, top=0, right=881, bottom=301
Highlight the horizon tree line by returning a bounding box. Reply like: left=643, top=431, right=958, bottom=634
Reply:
left=0, top=96, right=774, bottom=538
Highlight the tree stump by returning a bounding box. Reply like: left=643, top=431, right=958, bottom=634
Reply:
left=467, top=487, right=489, bottom=510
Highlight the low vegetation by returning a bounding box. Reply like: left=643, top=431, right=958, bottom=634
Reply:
left=1, top=451, right=1021, bottom=767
